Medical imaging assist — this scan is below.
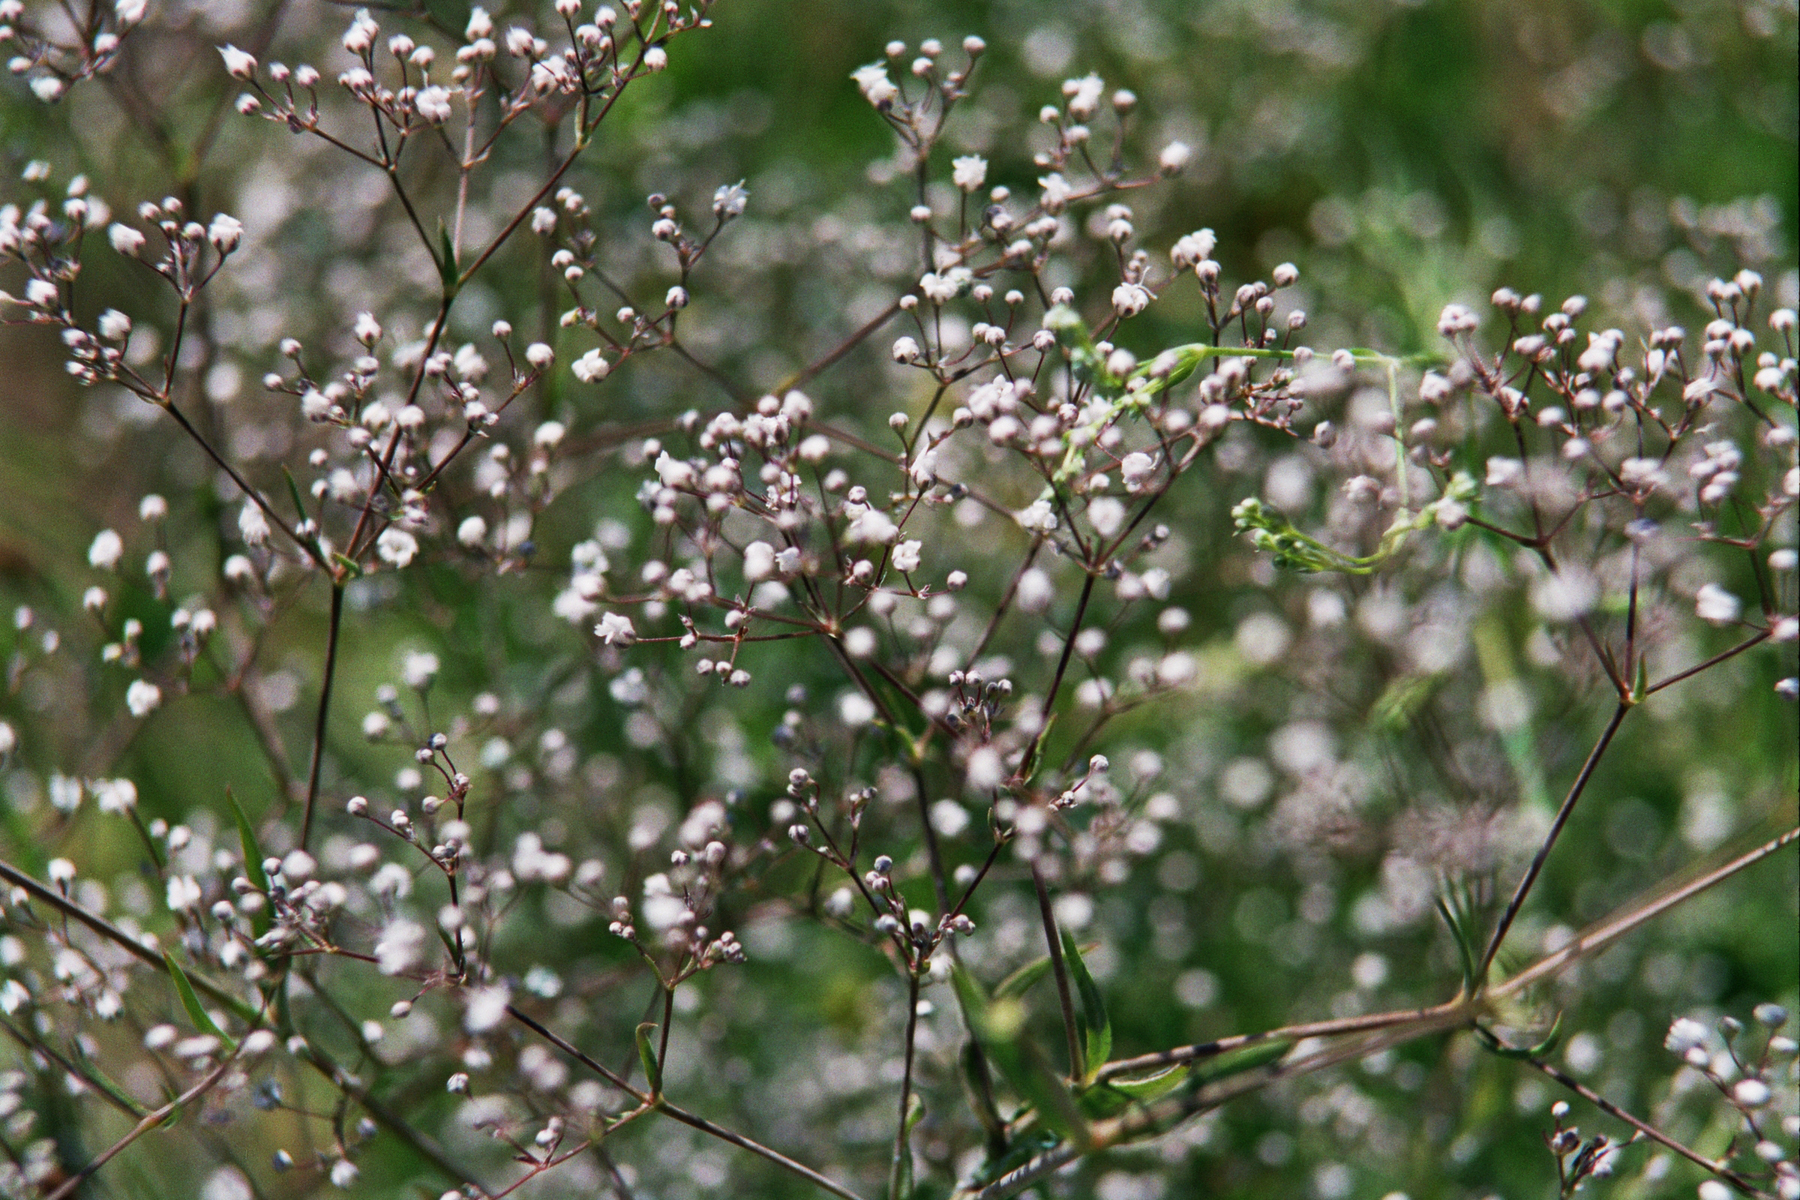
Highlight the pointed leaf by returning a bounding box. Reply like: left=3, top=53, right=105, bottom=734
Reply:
left=165, top=953, right=235, bottom=1051
left=224, top=788, right=272, bottom=940
left=438, top=221, right=459, bottom=292
left=1190, top=1039, right=1290, bottom=1087
left=1475, top=1012, right=1564, bottom=1061
left=1077, top=1064, right=1188, bottom=1118
left=635, top=1022, right=663, bottom=1094
left=959, top=1041, right=1007, bottom=1151
left=993, top=953, right=1054, bottom=1001
left=889, top=1093, right=923, bottom=1200
left=950, top=962, right=990, bottom=1022
left=1059, top=927, right=1110, bottom=1081
left=278, top=466, right=310, bottom=527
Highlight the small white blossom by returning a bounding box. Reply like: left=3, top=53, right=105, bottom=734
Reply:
left=1064, top=73, right=1104, bottom=120
left=402, top=650, right=439, bottom=688
left=572, top=348, right=611, bottom=383
left=1694, top=583, right=1741, bottom=625
left=94, top=778, right=137, bottom=813
left=1437, top=304, right=1479, bottom=337
left=375, top=919, right=426, bottom=975
left=595, top=612, right=636, bottom=646
left=851, top=63, right=898, bottom=107
left=1087, top=497, right=1127, bottom=537
left=376, top=528, right=419, bottom=568
left=108, top=224, right=146, bottom=255
left=415, top=85, right=452, bottom=123
left=125, top=679, right=162, bottom=717
left=1619, top=457, right=1666, bottom=489
left=206, top=213, right=243, bottom=253
left=951, top=155, right=987, bottom=192
left=712, top=181, right=749, bottom=217
left=1112, top=282, right=1151, bottom=317
left=238, top=502, right=270, bottom=545
left=1120, top=452, right=1156, bottom=491
left=463, top=982, right=511, bottom=1033
left=98, top=309, right=132, bottom=341
left=166, top=876, right=202, bottom=911
left=218, top=44, right=257, bottom=79
left=846, top=507, right=899, bottom=545
left=88, top=529, right=124, bottom=570
left=1733, top=1079, right=1772, bottom=1107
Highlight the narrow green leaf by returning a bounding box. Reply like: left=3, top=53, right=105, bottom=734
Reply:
left=278, top=467, right=310, bottom=526
left=993, top=954, right=1054, bottom=1001
left=951, top=966, right=1088, bottom=1144
left=1190, top=1039, right=1290, bottom=1086
left=70, top=1041, right=149, bottom=1117
left=635, top=1022, right=662, bottom=1094
left=164, top=953, right=235, bottom=1051
left=225, top=790, right=269, bottom=894
left=889, top=1093, right=923, bottom=1200
left=224, top=789, right=272, bottom=941
left=437, top=221, right=459, bottom=292
left=1059, top=928, right=1110, bottom=1081
left=1077, top=1064, right=1187, bottom=1120
left=1100, top=1065, right=1187, bottom=1101
left=1475, top=1012, right=1563, bottom=1061
left=950, top=962, right=990, bottom=1020
left=1435, top=894, right=1478, bottom=997
left=888, top=1143, right=913, bottom=1200
left=1017, top=714, right=1055, bottom=782
left=959, top=1041, right=1007, bottom=1152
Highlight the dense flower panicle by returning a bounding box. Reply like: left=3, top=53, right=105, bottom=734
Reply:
left=0, top=6, right=1793, bottom=1200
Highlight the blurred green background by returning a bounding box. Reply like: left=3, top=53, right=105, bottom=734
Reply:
left=1, top=1, right=1796, bottom=1198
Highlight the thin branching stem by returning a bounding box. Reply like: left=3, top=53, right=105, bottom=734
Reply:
left=1480, top=701, right=1629, bottom=977
left=299, top=582, right=345, bottom=851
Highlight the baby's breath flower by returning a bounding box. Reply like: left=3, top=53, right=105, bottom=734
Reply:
left=376, top=528, right=419, bottom=568
left=595, top=612, right=636, bottom=646
left=218, top=44, right=257, bottom=79
left=1694, top=583, right=1741, bottom=625
left=952, top=155, right=987, bottom=193
left=125, top=679, right=162, bottom=717
left=88, top=529, right=124, bottom=570
left=238, top=502, right=270, bottom=546
left=572, top=348, right=611, bottom=382
left=1112, top=282, right=1151, bottom=317
left=416, top=85, right=452, bottom=122
left=851, top=62, right=898, bottom=107
left=206, top=213, right=243, bottom=253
